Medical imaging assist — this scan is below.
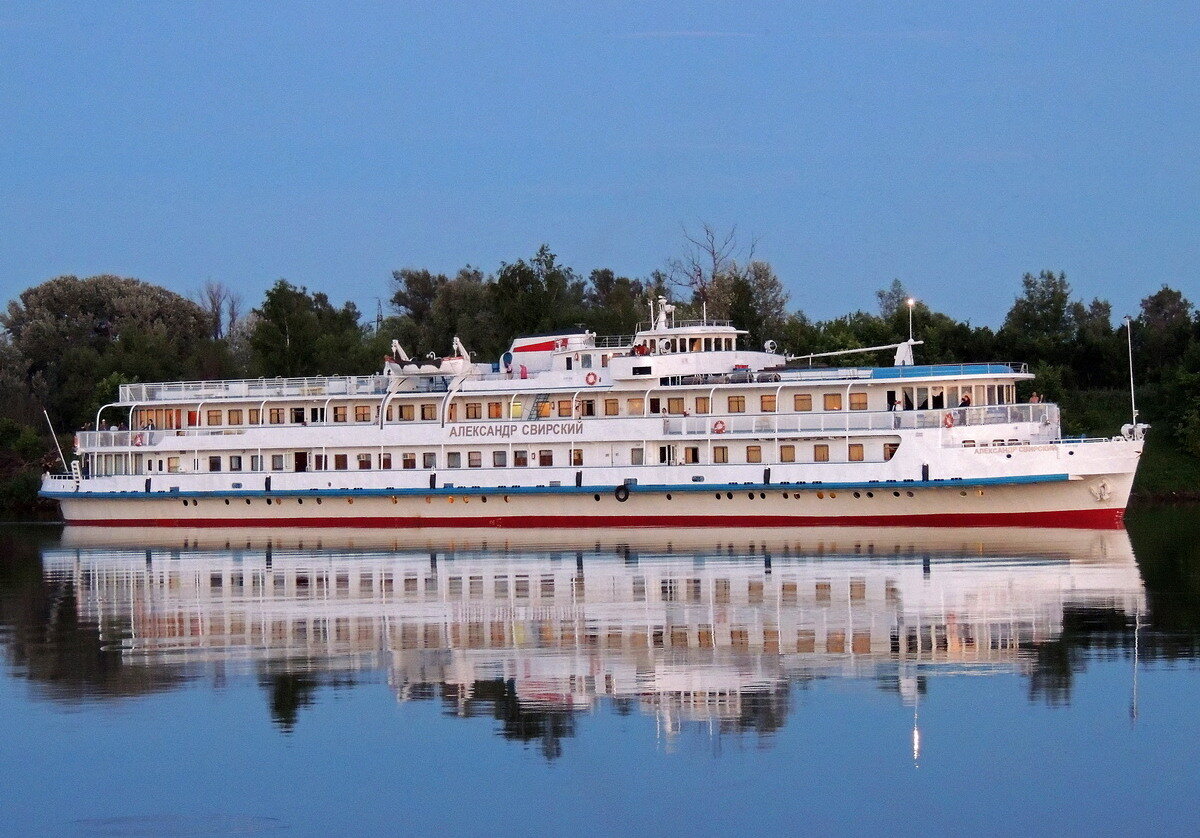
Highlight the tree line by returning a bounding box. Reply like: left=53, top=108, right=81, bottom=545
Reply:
left=1, top=231, right=1198, bottom=514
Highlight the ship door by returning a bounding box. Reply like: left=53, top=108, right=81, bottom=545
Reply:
left=659, top=445, right=677, bottom=465
left=294, top=452, right=308, bottom=473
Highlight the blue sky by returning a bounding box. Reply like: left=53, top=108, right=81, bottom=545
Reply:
left=2, top=2, right=1197, bottom=327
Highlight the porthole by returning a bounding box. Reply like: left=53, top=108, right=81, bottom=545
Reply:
left=245, top=499, right=251, bottom=505
left=181, top=500, right=188, bottom=508
left=748, top=492, right=755, bottom=500
left=977, top=489, right=985, bottom=496
left=504, top=495, right=510, bottom=503
left=594, top=493, right=601, bottom=501
left=448, top=497, right=455, bottom=504
left=391, top=496, right=398, bottom=504
left=866, top=492, right=874, bottom=498
left=425, top=497, right=432, bottom=504
left=715, top=493, right=722, bottom=499
left=783, top=492, right=790, bottom=499
left=192, top=499, right=198, bottom=506
left=726, top=492, right=733, bottom=499
left=316, top=498, right=322, bottom=505
left=297, top=498, right=303, bottom=505
left=224, top=499, right=229, bottom=505
left=960, top=490, right=968, bottom=496
left=265, top=499, right=271, bottom=506
left=1069, top=450, right=1075, bottom=455
left=1006, top=454, right=1012, bottom=459
left=829, top=492, right=837, bottom=498
left=759, top=492, right=766, bottom=499
left=463, top=497, right=469, bottom=504
left=666, top=493, right=673, bottom=500
left=481, top=496, right=487, bottom=503
left=817, top=491, right=825, bottom=499
left=346, top=498, right=353, bottom=504
left=893, top=491, right=901, bottom=498
left=906, top=491, right=914, bottom=498
left=275, top=498, right=282, bottom=505
left=853, top=492, right=861, bottom=499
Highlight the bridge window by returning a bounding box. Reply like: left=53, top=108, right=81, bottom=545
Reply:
left=684, top=446, right=699, bottom=464
left=794, top=394, right=812, bottom=411
left=824, top=394, right=842, bottom=411
left=580, top=400, right=596, bottom=417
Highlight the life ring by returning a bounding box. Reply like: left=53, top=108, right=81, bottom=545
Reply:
left=942, top=412, right=954, bottom=429
left=132, top=432, right=145, bottom=446
left=614, top=484, right=630, bottom=502
left=585, top=371, right=599, bottom=386
left=712, top=420, right=727, bottom=434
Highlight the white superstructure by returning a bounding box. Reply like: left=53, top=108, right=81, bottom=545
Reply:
left=42, top=303, right=1145, bottom=528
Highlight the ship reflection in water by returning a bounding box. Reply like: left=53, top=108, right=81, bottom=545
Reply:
left=47, top=526, right=1145, bottom=755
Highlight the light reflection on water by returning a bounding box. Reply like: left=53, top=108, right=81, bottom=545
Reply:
left=4, top=517, right=1200, bottom=836
left=36, top=527, right=1148, bottom=746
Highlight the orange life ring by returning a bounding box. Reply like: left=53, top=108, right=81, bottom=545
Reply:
left=713, top=420, right=727, bottom=434
left=132, top=432, right=145, bottom=446
left=942, top=412, right=954, bottom=429
left=585, top=371, right=598, bottom=386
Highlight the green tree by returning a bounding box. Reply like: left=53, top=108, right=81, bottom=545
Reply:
left=249, top=280, right=374, bottom=377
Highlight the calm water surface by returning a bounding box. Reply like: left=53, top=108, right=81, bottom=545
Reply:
left=1, top=510, right=1199, bottom=837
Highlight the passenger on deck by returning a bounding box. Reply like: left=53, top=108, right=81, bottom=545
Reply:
left=959, top=393, right=972, bottom=408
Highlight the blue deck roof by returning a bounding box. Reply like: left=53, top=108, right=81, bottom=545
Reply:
left=869, top=363, right=1025, bottom=379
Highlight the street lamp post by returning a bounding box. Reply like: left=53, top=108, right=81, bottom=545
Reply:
left=906, top=298, right=916, bottom=342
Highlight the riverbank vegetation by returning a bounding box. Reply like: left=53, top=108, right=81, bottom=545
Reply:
left=2, top=232, right=1198, bottom=517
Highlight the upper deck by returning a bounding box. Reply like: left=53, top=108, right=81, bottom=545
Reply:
left=116, top=362, right=1031, bottom=406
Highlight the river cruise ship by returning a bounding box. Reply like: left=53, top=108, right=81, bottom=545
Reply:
left=42, top=301, right=1145, bottom=528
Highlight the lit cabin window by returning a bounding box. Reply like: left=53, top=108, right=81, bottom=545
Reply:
left=848, top=444, right=864, bottom=462
left=794, top=394, right=812, bottom=411
left=713, top=446, right=728, bottom=464
left=667, top=398, right=685, bottom=414
left=727, top=396, right=746, bottom=413
left=814, top=444, right=830, bottom=463
left=824, top=394, right=843, bottom=411
left=557, top=400, right=572, bottom=417
left=604, top=399, right=619, bottom=416
left=355, top=405, right=372, bottom=422
left=399, top=404, right=415, bottom=421
left=628, top=398, right=645, bottom=415
left=488, top=402, right=503, bottom=419
left=466, top=403, right=482, bottom=419
left=402, top=453, right=416, bottom=469
left=695, top=397, right=710, bottom=414
left=420, top=404, right=437, bottom=420
left=228, top=409, right=243, bottom=425
left=849, top=392, right=868, bottom=410
left=746, top=445, right=762, bottom=463
left=884, top=443, right=900, bottom=460
left=780, top=445, right=796, bottom=463
left=761, top=395, right=776, bottom=412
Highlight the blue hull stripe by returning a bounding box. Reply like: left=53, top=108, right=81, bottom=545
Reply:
left=41, top=472, right=1072, bottom=501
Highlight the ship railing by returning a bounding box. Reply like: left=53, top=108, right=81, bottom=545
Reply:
left=592, top=335, right=635, bottom=349
left=663, top=403, right=1060, bottom=436
left=118, top=374, right=394, bottom=403
left=75, top=428, right=249, bottom=449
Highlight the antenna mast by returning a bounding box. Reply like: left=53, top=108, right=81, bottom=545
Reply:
left=1123, top=316, right=1138, bottom=427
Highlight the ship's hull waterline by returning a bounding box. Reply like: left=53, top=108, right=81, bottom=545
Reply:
left=55, top=471, right=1134, bottom=530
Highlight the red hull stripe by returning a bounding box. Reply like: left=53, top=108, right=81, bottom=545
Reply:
left=66, top=508, right=1125, bottom=530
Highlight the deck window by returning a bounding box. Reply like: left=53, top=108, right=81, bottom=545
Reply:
left=814, top=444, right=830, bottom=463
left=713, top=446, right=728, bottom=464
left=668, top=397, right=685, bottom=415
left=557, top=400, right=573, bottom=417
left=355, top=405, right=372, bottom=422
left=514, top=450, right=529, bottom=467
left=580, top=400, right=596, bottom=417
left=604, top=399, right=619, bottom=416
left=208, top=456, right=222, bottom=472
left=358, top=453, right=372, bottom=469
left=794, top=394, right=812, bottom=411
left=334, top=454, right=347, bottom=470
left=780, top=444, right=796, bottom=463
left=728, top=395, right=746, bottom=413
left=538, top=450, right=554, bottom=467
left=849, top=392, right=868, bottom=410
left=420, top=404, right=437, bottom=421
left=229, top=455, right=243, bottom=471
left=272, top=454, right=285, bottom=471
left=398, top=404, right=415, bottom=421
left=848, top=443, right=864, bottom=462
left=423, top=452, right=436, bottom=468
left=468, top=451, right=482, bottom=468
left=488, top=402, right=503, bottom=419
left=631, top=447, right=644, bottom=465
left=571, top=448, right=584, bottom=466
left=447, top=452, right=461, bottom=468
left=746, top=445, right=762, bottom=463
left=402, top=453, right=416, bottom=469
left=249, top=455, right=262, bottom=471
left=269, top=408, right=284, bottom=424
left=884, top=443, right=899, bottom=460
left=628, top=398, right=645, bottom=415
left=228, top=409, right=243, bottom=425
left=291, top=408, right=305, bottom=424
left=380, top=453, right=392, bottom=469
left=466, top=402, right=482, bottom=419
left=760, top=395, right=776, bottom=412
left=537, top=402, right=553, bottom=418
left=248, top=409, right=261, bottom=425
left=206, top=410, right=223, bottom=426
left=333, top=406, right=347, bottom=422
left=694, top=397, right=710, bottom=415
left=824, top=394, right=842, bottom=411
left=314, top=455, right=327, bottom=470
left=493, top=451, right=507, bottom=467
